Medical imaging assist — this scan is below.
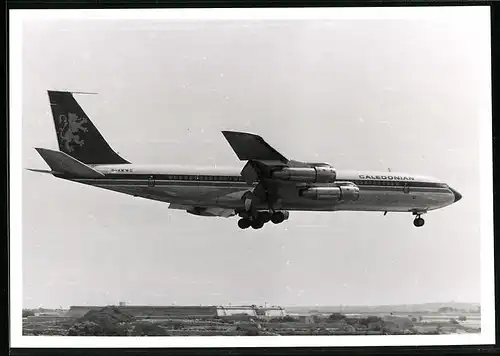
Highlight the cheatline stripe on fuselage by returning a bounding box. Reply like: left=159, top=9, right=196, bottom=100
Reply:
left=62, top=173, right=451, bottom=194
left=67, top=172, right=448, bottom=188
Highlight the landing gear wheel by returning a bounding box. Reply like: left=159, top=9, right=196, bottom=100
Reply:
left=238, top=218, right=251, bottom=229
left=258, top=211, right=272, bottom=223
left=251, top=220, right=264, bottom=229
left=413, top=217, right=425, bottom=227
left=271, top=211, right=285, bottom=224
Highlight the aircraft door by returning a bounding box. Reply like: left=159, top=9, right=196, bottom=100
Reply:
left=403, top=183, right=410, bottom=194
left=148, top=175, right=155, bottom=187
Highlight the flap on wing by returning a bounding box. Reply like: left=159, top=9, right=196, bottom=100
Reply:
left=222, top=131, right=288, bottom=163
left=170, top=204, right=235, bottom=217
left=168, top=204, right=191, bottom=210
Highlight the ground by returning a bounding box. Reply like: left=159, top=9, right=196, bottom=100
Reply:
left=22, top=306, right=481, bottom=336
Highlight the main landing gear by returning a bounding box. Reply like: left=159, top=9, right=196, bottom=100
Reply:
left=237, top=211, right=289, bottom=230
left=413, top=212, right=425, bottom=227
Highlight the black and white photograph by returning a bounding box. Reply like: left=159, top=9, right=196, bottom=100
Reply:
left=9, top=6, right=495, bottom=348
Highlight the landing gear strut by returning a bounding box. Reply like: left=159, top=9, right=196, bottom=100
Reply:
left=238, top=189, right=289, bottom=229
left=413, top=213, right=425, bottom=227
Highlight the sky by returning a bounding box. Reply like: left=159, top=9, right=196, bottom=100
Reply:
left=20, top=9, right=491, bottom=309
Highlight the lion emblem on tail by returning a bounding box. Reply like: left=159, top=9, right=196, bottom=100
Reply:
left=57, top=112, right=89, bottom=152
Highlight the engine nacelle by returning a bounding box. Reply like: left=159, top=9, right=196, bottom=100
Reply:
left=272, top=166, right=336, bottom=183
left=339, top=185, right=360, bottom=201
left=299, top=185, right=360, bottom=201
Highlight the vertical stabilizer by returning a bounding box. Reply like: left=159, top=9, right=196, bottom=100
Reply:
left=48, top=90, right=129, bottom=165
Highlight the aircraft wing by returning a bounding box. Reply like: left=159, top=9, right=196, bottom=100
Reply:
left=222, top=131, right=288, bottom=163
left=222, top=131, right=292, bottom=184
left=221, top=131, right=331, bottom=207
left=221, top=131, right=292, bottom=207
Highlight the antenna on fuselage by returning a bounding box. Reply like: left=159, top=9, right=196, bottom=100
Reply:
left=71, top=91, right=98, bottom=95
left=53, top=90, right=98, bottom=95
left=388, top=168, right=392, bottom=172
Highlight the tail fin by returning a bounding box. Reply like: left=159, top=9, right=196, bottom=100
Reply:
left=48, top=90, right=129, bottom=165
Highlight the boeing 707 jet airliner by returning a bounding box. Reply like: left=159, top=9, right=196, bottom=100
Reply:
left=29, top=91, right=462, bottom=229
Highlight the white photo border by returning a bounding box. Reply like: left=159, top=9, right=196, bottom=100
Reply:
left=9, top=6, right=495, bottom=348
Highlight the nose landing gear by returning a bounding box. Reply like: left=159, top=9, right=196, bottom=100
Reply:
left=412, top=212, right=425, bottom=227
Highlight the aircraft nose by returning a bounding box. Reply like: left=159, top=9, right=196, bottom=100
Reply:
left=449, top=186, right=462, bottom=202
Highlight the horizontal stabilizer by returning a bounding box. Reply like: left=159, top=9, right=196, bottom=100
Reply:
left=222, top=131, right=288, bottom=163
left=25, top=168, right=59, bottom=174
left=35, top=148, right=105, bottom=178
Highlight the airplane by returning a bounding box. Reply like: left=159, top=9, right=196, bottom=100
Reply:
left=28, top=90, right=462, bottom=229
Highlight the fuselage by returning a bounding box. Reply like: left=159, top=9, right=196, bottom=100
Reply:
left=59, top=164, right=461, bottom=214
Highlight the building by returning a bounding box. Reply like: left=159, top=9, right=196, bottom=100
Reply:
left=299, top=315, right=316, bottom=324
left=216, top=306, right=257, bottom=317
left=67, top=304, right=287, bottom=319
left=255, top=306, right=286, bottom=318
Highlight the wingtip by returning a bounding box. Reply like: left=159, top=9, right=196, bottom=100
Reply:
left=221, top=130, right=260, bottom=138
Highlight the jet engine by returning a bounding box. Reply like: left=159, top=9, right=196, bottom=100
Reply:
left=271, top=166, right=336, bottom=183
left=298, top=185, right=360, bottom=201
